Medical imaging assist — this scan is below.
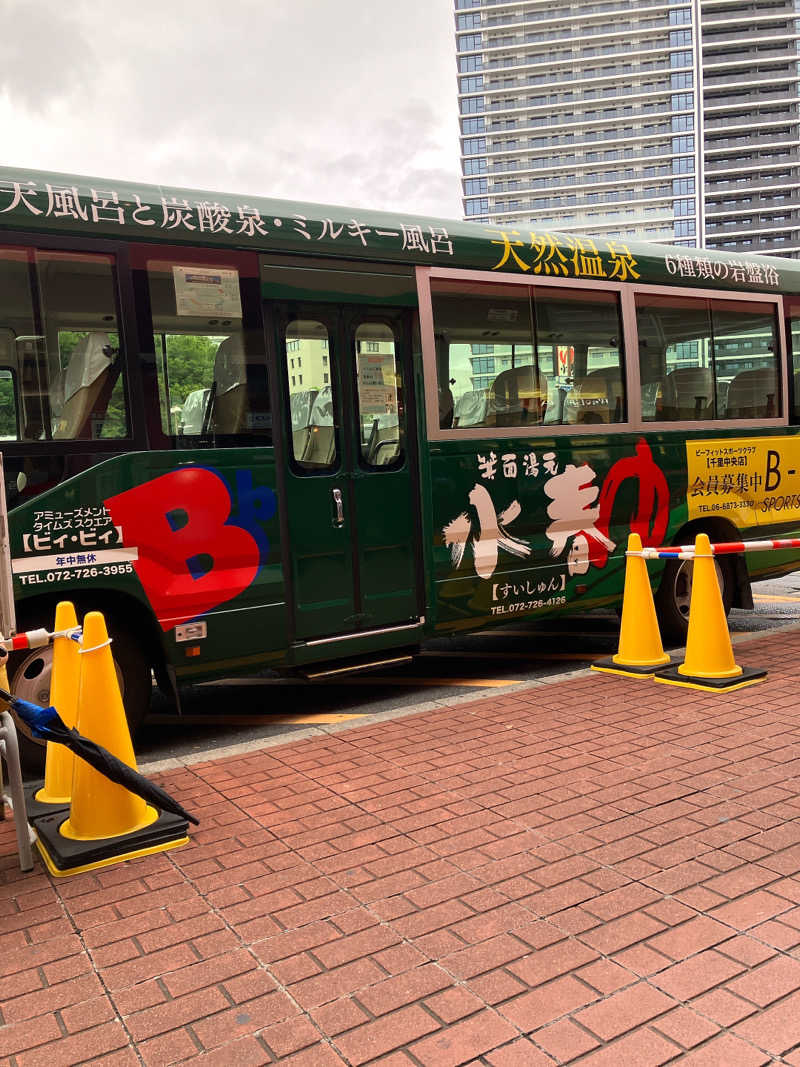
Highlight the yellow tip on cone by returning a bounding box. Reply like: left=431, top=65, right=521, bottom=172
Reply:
left=592, top=532, right=670, bottom=677
left=60, top=611, right=157, bottom=842
left=35, top=602, right=80, bottom=806
left=678, top=533, right=741, bottom=681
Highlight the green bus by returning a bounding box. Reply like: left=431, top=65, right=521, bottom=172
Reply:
left=2, top=165, right=800, bottom=752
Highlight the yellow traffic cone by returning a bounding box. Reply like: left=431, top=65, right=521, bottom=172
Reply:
left=34, top=602, right=80, bottom=807
left=656, top=533, right=766, bottom=692
left=0, top=633, right=10, bottom=703
left=63, top=611, right=157, bottom=841
left=34, top=611, right=188, bottom=877
left=592, top=532, right=672, bottom=678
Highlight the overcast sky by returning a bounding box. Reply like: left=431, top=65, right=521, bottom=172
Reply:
left=0, top=0, right=463, bottom=220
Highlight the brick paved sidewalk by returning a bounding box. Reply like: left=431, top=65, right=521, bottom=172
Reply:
left=3, top=627, right=800, bottom=1066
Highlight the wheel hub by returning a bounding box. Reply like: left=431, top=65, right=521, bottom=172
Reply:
left=673, top=558, right=726, bottom=620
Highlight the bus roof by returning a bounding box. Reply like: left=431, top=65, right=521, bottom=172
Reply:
left=1, top=164, right=799, bottom=295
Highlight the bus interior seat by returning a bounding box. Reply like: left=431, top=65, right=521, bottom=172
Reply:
left=372, top=439, right=399, bottom=465
left=563, top=377, right=609, bottom=424
left=53, top=333, right=114, bottom=440
left=180, top=388, right=211, bottom=435
left=726, top=366, right=778, bottom=419
left=543, top=378, right=565, bottom=424
left=563, top=367, right=623, bottom=424
left=211, top=335, right=248, bottom=434
left=591, top=367, right=624, bottom=421
left=452, top=389, right=490, bottom=428
left=489, top=365, right=548, bottom=426
left=661, top=366, right=714, bottom=420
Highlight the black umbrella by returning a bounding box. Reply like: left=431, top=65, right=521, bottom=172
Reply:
left=2, top=687, right=198, bottom=826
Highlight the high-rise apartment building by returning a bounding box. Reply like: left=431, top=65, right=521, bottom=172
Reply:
left=455, top=0, right=800, bottom=256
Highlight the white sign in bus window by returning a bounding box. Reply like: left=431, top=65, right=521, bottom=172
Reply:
left=358, top=353, right=397, bottom=415
left=173, top=266, right=242, bottom=318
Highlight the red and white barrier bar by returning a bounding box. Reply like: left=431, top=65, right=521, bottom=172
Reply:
left=0, top=627, right=81, bottom=653
left=635, top=537, right=800, bottom=561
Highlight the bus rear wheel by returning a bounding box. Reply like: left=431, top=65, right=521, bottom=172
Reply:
left=655, top=553, right=734, bottom=646
left=8, top=615, right=152, bottom=776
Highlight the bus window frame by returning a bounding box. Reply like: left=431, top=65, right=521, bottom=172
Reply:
left=279, top=311, right=342, bottom=477
left=0, top=230, right=147, bottom=456
left=781, top=295, right=800, bottom=425
left=130, top=243, right=268, bottom=451
left=417, top=265, right=787, bottom=441
left=633, top=283, right=786, bottom=428
left=352, top=315, right=407, bottom=474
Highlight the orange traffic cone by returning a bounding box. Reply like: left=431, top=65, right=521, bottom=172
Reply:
left=34, top=611, right=188, bottom=877
left=656, top=533, right=766, bottom=692
left=34, top=602, right=80, bottom=807
left=592, top=532, right=672, bottom=678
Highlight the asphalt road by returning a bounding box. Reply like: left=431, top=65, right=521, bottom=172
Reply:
left=134, top=572, right=800, bottom=768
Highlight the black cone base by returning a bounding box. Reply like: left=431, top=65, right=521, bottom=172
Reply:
left=592, top=656, right=673, bottom=678
left=655, top=664, right=767, bottom=692
left=24, top=780, right=71, bottom=824
left=34, top=807, right=189, bottom=876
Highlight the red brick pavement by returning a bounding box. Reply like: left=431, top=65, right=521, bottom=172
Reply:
left=3, top=627, right=800, bottom=1064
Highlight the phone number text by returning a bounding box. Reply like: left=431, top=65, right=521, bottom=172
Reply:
left=17, top=562, right=134, bottom=585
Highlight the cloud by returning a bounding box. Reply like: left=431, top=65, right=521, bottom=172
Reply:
left=0, top=0, right=462, bottom=218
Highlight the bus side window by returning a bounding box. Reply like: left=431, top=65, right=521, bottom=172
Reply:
left=791, top=307, right=800, bottom=423
left=429, top=277, right=625, bottom=430
left=636, top=293, right=780, bottom=423
left=147, top=258, right=271, bottom=445
left=0, top=247, right=129, bottom=441
left=0, top=328, right=19, bottom=441
left=355, top=323, right=404, bottom=468
left=0, top=369, right=19, bottom=440
left=534, top=287, right=625, bottom=426
left=284, top=320, right=337, bottom=470
left=713, top=302, right=779, bottom=419
left=430, top=278, right=537, bottom=431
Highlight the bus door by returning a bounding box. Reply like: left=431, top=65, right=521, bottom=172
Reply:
left=273, top=302, right=423, bottom=643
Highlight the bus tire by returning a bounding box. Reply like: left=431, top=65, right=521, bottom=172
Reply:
left=8, top=614, right=152, bottom=775
left=655, top=552, right=735, bottom=646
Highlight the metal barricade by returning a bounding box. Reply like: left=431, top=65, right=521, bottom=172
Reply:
left=0, top=710, right=34, bottom=871
left=0, top=452, right=32, bottom=870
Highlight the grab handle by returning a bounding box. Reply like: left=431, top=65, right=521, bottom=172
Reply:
left=332, top=488, right=344, bottom=527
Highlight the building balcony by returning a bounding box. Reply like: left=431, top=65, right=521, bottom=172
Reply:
left=703, top=45, right=800, bottom=67
left=706, top=198, right=800, bottom=221
left=702, top=3, right=796, bottom=24
left=476, top=140, right=689, bottom=173
left=704, top=134, right=798, bottom=153
left=482, top=5, right=670, bottom=33
left=706, top=174, right=800, bottom=194
left=493, top=180, right=674, bottom=199
left=704, top=90, right=800, bottom=113
left=481, top=100, right=675, bottom=124
left=482, top=54, right=675, bottom=78
left=705, top=216, right=800, bottom=237
left=702, top=26, right=799, bottom=48
left=707, top=235, right=800, bottom=256
left=705, top=151, right=798, bottom=172
left=703, top=63, right=796, bottom=85
left=704, top=112, right=799, bottom=132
